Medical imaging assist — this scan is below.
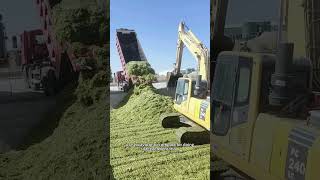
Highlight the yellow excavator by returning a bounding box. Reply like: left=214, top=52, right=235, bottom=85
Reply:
left=210, top=0, right=320, bottom=179
left=161, top=22, right=211, bottom=144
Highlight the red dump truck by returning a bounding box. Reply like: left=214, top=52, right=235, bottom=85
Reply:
left=21, top=30, right=53, bottom=93
left=115, top=28, right=148, bottom=91
left=114, top=70, right=126, bottom=88
left=20, top=0, right=79, bottom=95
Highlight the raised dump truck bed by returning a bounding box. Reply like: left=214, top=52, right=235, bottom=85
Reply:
left=115, top=28, right=147, bottom=90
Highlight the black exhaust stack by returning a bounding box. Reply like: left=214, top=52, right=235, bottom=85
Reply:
left=269, top=42, right=295, bottom=106
left=194, top=75, right=202, bottom=96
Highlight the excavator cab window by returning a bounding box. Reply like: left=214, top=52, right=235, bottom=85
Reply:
left=175, top=79, right=189, bottom=104
left=211, top=55, right=238, bottom=135
left=211, top=54, right=253, bottom=135
left=234, top=58, right=252, bottom=106
left=231, top=57, right=252, bottom=127
left=191, top=81, right=208, bottom=99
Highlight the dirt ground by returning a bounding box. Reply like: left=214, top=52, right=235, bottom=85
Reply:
left=0, top=53, right=56, bottom=153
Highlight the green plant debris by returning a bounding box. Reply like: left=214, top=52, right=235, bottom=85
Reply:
left=52, top=0, right=108, bottom=45
left=110, top=86, right=210, bottom=179
left=76, top=70, right=107, bottom=106
left=0, top=71, right=109, bottom=180
left=71, top=42, right=88, bottom=57
left=126, top=61, right=156, bottom=85
left=126, top=61, right=155, bottom=76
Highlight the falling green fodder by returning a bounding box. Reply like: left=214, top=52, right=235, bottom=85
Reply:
left=76, top=70, right=107, bottom=106
left=126, top=61, right=156, bottom=85
left=52, top=0, right=108, bottom=45
left=110, top=86, right=210, bottom=179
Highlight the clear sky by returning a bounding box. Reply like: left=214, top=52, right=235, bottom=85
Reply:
left=0, top=0, right=40, bottom=50
left=110, top=0, right=210, bottom=75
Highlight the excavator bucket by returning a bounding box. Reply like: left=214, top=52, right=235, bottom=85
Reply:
left=166, top=72, right=182, bottom=89
left=166, top=72, right=182, bottom=98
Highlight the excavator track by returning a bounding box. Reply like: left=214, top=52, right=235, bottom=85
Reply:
left=160, top=113, right=189, bottom=128
left=176, top=126, right=209, bottom=145
left=160, top=113, right=209, bottom=145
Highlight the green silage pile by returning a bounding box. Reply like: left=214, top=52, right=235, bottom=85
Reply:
left=0, top=1, right=110, bottom=178
left=110, top=86, right=210, bottom=179
left=0, top=70, right=108, bottom=179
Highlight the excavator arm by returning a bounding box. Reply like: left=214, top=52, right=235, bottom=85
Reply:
left=174, top=22, right=210, bottom=82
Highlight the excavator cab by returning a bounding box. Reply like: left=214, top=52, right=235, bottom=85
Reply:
left=210, top=0, right=320, bottom=179
left=175, top=77, right=208, bottom=105
left=175, top=78, right=189, bottom=105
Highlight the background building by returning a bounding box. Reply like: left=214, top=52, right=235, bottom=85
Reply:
left=0, top=14, right=7, bottom=59
left=225, top=21, right=278, bottom=41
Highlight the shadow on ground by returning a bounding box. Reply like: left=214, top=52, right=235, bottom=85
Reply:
left=17, top=84, right=77, bottom=150
left=0, top=91, right=57, bottom=152
left=0, top=91, right=47, bottom=104
left=111, top=89, right=132, bottom=109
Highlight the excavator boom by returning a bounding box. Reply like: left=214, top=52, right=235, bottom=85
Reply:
left=168, top=22, right=210, bottom=89
left=174, top=22, right=210, bottom=82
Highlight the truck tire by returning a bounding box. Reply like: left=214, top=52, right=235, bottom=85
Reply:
left=123, top=84, right=129, bottom=92
left=43, top=70, right=57, bottom=96
left=33, top=83, right=40, bottom=91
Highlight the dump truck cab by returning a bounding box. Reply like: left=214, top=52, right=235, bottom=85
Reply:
left=21, top=30, right=55, bottom=93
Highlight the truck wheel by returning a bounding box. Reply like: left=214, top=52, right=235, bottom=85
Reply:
left=43, top=71, right=57, bottom=96
left=31, top=84, right=37, bottom=91
left=33, top=83, right=40, bottom=91
left=123, top=84, right=130, bottom=92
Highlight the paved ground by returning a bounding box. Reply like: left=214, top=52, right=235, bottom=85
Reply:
left=110, top=86, right=127, bottom=109
left=0, top=54, right=56, bottom=153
